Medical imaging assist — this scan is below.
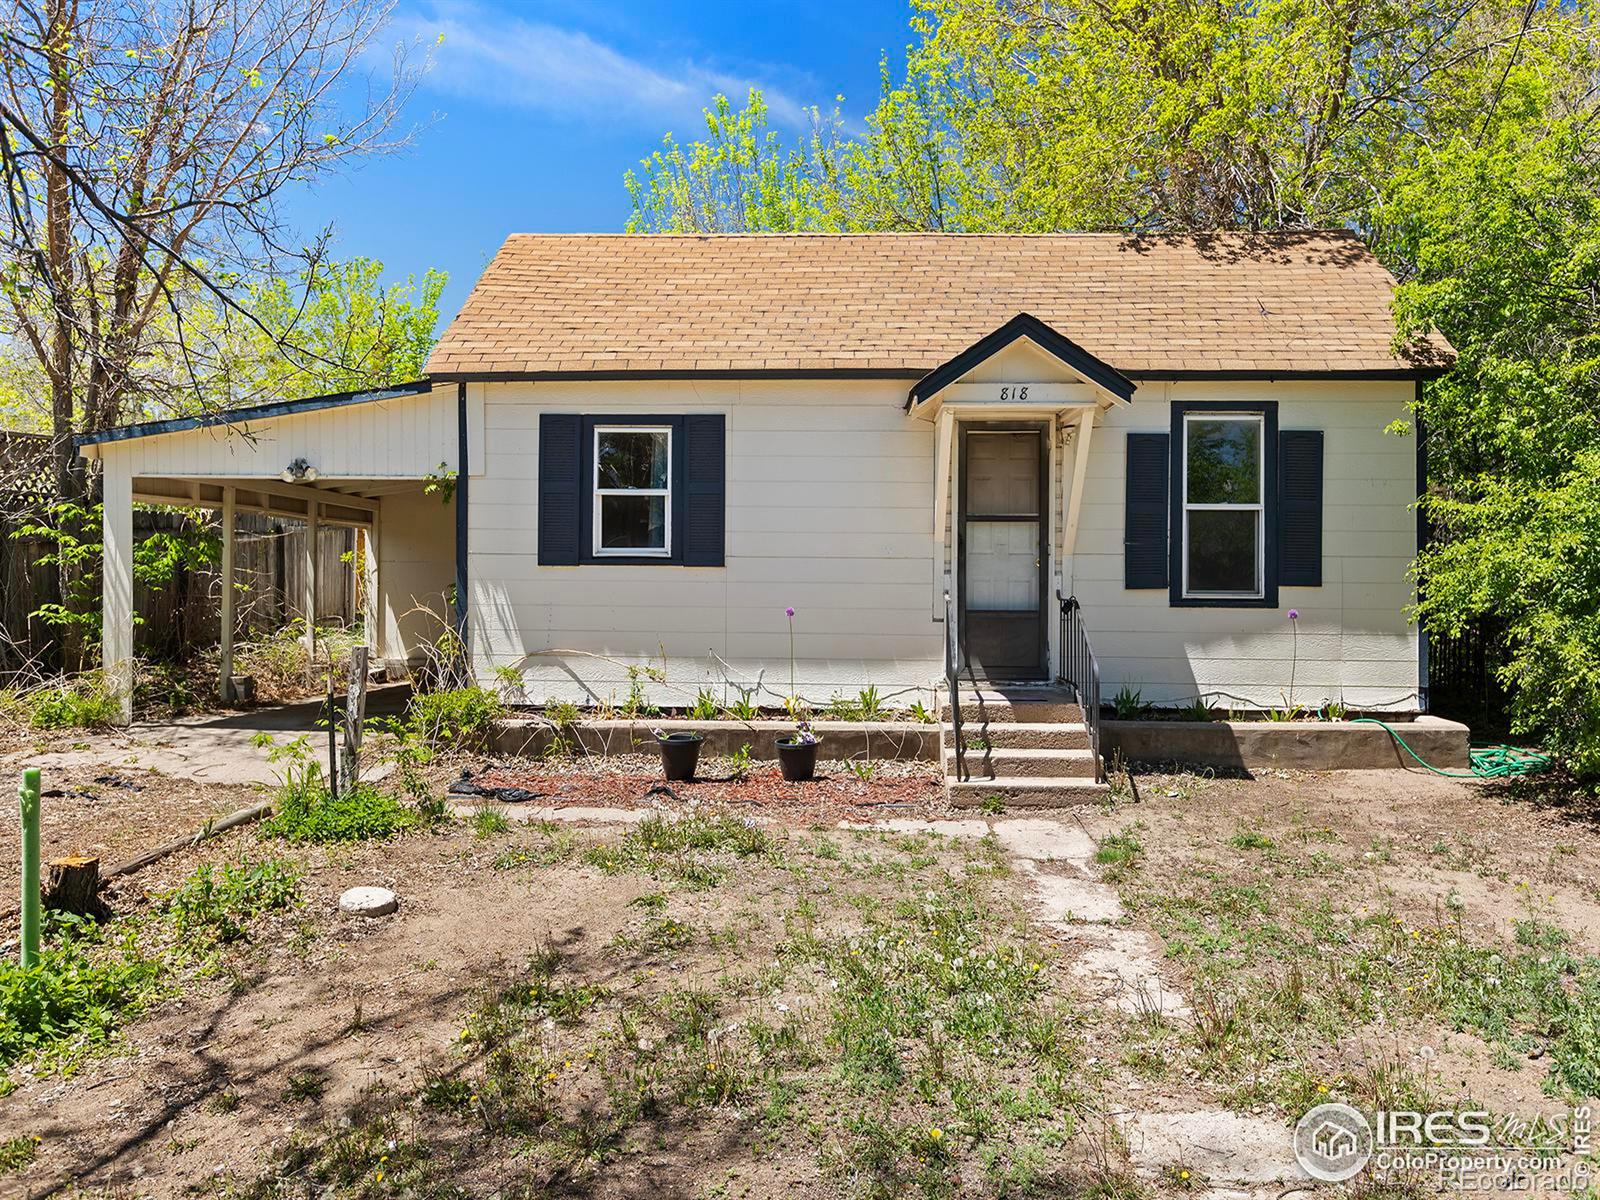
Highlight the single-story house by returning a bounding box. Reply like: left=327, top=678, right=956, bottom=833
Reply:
left=80, top=231, right=1451, bottom=733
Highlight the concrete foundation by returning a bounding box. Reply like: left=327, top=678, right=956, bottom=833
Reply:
left=491, top=718, right=941, bottom=761
left=1101, top=715, right=1470, bottom=772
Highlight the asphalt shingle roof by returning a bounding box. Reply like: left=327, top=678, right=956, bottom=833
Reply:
left=425, top=232, right=1451, bottom=379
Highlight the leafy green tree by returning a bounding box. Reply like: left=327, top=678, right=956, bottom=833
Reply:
left=1395, top=114, right=1600, bottom=770
left=628, top=0, right=1600, bottom=772
left=235, top=258, right=445, bottom=402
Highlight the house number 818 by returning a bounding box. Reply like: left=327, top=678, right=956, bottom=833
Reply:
left=998, top=385, right=1029, bottom=401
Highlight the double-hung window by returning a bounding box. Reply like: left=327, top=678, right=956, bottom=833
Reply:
left=1181, top=412, right=1264, bottom=600
left=593, top=425, right=671, bottom=557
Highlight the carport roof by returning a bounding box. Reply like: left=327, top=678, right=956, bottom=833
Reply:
left=75, top=380, right=434, bottom=447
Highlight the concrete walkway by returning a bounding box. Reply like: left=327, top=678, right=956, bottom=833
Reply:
left=1, top=685, right=411, bottom=787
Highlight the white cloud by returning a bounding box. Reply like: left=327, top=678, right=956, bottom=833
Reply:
left=391, top=1, right=816, bottom=130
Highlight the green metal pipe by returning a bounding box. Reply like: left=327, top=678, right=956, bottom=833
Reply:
left=19, top=767, right=41, bottom=968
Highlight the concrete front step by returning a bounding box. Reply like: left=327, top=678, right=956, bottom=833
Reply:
left=947, top=777, right=1111, bottom=808
left=951, top=721, right=1091, bottom=750
left=946, top=746, right=1098, bottom=779
left=943, top=694, right=1085, bottom=724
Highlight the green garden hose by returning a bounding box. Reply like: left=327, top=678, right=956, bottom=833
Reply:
left=1349, top=717, right=1552, bottom=779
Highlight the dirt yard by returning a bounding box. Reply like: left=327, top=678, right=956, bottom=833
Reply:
left=0, top=749, right=1594, bottom=1199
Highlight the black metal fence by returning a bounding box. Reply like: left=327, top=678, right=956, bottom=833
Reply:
left=1428, top=618, right=1512, bottom=734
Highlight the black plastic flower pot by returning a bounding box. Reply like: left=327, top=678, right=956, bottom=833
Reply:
left=775, top=737, right=820, bottom=782
left=656, top=733, right=704, bottom=782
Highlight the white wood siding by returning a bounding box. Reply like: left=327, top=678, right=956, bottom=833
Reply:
left=471, top=376, right=1418, bottom=711
left=1067, top=380, right=1420, bottom=711
left=469, top=379, right=945, bottom=708
left=93, top=384, right=461, bottom=479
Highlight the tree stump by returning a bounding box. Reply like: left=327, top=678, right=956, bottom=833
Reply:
left=44, top=856, right=106, bottom=918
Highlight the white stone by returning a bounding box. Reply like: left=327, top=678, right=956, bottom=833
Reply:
left=838, top=818, right=989, bottom=838
left=1118, top=1110, right=1308, bottom=1185
left=1030, top=870, right=1125, bottom=924
left=991, top=818, right=1096, bottom=866
left=1074, top=927, right=1192, bottom=1018
left=338, top=886, right=398, bottom=917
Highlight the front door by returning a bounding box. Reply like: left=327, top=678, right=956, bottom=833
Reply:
left=960, top=426, right=1047, bottom=679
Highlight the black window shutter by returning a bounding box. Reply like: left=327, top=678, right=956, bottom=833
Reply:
left=1277, top=430, right=1323, bottom=587
left=681, top=414, right=726, bottom=567
left=1124, top=432, right=1170, bottom=588
left=538, top=413, right=582, bottom=565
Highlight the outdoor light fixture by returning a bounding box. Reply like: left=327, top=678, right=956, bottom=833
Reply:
left=281, top=457, right=319, bottom=483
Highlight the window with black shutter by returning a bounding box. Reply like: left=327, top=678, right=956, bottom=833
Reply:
left=537, top=413, right=726, bottom=567
left=1164, top=400, right=1288, bottom=608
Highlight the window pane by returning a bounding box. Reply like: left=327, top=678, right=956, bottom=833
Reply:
left=597, top=430, right=669, bottom=490
left=600, top=494, right=666, bottom=551
left=1188, top=509, right=1258, bottom=594
left=1186, top=419, right=1260, bottom=504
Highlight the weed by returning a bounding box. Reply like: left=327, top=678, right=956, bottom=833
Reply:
left=908, top=701, right=936, bottom=724
left=472, top=808, right=510, bottom=838
left=261, top=776, right=416, bottom=844
left=728, top=742, right=754, bottom=781
left=8, top=675, right=121, bottom=730
left=0, top=922, right=163, bottom=1068
left=545, top=700, right=581, bottom=726
left=1094, top=831, right=1144, bottom=880
left=728, top=695, right=760, bottom=720
left=1228, top=828, right=1275, bottom=851
left=844, top=758, right=877, bottom=782
left=583, top=811, right=776, bottom=889
left=1176, top=697, right=1211, bottom=722
left=688, top=688, right=719, bottom=721
left=285, top=1070, right=326, bottom=1101
left=1112, top=686, right=1146, bottom=720
left=161, top=858, right=300, bottom=945
left=0, top=1135, right=39, bottom=1173
left=406, top=686, right=505, bottom=752
left=979, top=794, right=1006, bottom=815
left=856, top=684, right=886, bottom=721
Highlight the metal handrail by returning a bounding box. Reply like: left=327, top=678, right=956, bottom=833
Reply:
left=944, top=589, right=965, bottom=781
left=1056, top=593, right=1104, bottom=783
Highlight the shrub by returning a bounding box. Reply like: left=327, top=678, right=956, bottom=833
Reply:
left=3, top=675, right=121, bottom=730
left=161, top=858, right=301, bottom=944
left=406, top=685, right=505, bottom=752
left=0, top=923, right=163, bottom=1068
left=262, top=774, right=416, bottom=844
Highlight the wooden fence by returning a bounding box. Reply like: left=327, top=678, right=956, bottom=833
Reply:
left=0, top=504, right=356, bottom=675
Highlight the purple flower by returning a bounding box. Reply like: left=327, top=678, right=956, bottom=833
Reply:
left=785, top=607, right=795, bottom=618
left=1287, top=609, right=1300, bottom=621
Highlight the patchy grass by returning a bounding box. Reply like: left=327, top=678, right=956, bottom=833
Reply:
left=1101, top=769, right=1600, bottom=1118
left=0, top=855, right=300, bottom=1073
left=218, top=812, right=1133, bottom=1199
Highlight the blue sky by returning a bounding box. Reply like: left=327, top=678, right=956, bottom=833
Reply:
left=284, top=0, right=915, bottom=322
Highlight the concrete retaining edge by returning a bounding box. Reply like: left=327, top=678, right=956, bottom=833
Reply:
left=491, top=718, right=942, bottom=762
left=1101, top=715, right=1471, bottom=772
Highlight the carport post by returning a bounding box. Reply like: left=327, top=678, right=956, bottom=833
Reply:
left=102, top=453, right=134, bottom=725
left=302, top=498, right=319, bottom=670
left=219, top=486, right=236, bottom=702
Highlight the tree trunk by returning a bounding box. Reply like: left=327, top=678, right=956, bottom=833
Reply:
left=44, top=855, right=105, bottom=918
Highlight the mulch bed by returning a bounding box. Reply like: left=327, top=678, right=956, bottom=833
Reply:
left=456, top=761, right=946, bottom=825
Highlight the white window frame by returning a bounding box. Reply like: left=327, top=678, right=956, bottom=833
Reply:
left=1181, top=412, right=1265, bottom=600
left=593, top=424, right=672, bottom=558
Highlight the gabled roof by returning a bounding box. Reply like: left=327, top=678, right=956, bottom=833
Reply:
left=425, top=232, right=1453, bottom=381
left=75, top=380, right=435, bottom=447
left=906, top=313, right=1135, bottom=408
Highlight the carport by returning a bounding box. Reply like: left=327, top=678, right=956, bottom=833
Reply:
left=77, top=380, right=472, bottom=723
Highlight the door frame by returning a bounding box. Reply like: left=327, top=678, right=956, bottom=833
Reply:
left=957, top=421, right=1050, bottom=681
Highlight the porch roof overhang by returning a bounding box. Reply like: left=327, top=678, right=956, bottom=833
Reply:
left=905, top=313, right=1136, bottom=417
